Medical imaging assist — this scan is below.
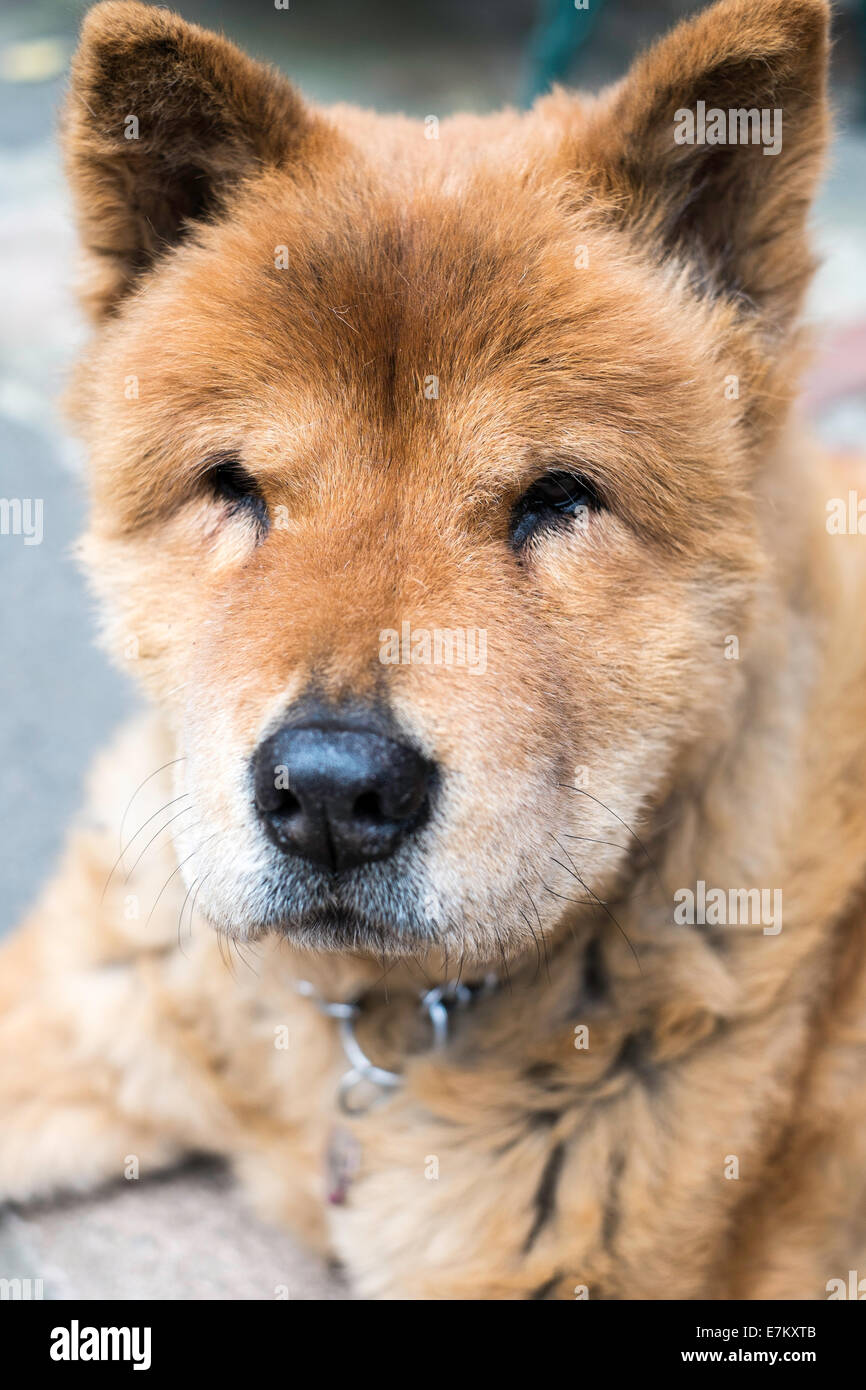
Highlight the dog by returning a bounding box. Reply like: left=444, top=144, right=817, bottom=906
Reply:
left=2, top=0, right=864, bottom=1300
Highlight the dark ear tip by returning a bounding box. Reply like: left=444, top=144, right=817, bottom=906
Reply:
left=765, top=0, right=831, bottom=63
left=70, top=5, right=173, bottom=108
left=715, top=0, right=830, bottom=52
left=79, top=0, right=178, bottom=41
left=75, top=2, right=191, bottom=73
left=778, top=0, right=831, bottom=31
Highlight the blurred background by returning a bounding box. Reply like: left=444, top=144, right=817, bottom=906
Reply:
left=1, top=0, right=866, bottom=939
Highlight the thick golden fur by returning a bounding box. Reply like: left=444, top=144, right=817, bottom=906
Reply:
left=3, top=0, right=866, bottom=1298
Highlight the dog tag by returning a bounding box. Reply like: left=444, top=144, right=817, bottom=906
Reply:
left=326, top=1125, right=361, bottom=1205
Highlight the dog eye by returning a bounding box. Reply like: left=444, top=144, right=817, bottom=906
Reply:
left=510, top=470, right=602, bottom=548
left=205, top=457, right=268, bottom=530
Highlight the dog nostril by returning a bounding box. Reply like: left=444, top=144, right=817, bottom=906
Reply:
left=275, top=788, right=301, bottom=818
left=352, top=790, right=384, bottom=822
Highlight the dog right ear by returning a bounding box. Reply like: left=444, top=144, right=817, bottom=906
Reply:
left=63, top=1, right=319, bottom=319
left=575, top=0, right=829, bottom=334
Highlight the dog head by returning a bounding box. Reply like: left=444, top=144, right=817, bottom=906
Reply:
left=65, top=0, right=828, bottom=962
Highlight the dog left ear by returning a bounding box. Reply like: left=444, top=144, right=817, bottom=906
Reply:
left=577, top=0, right=829, bottom=331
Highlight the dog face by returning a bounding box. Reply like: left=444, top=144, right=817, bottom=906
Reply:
left=66, top=0, right=827, bottom=961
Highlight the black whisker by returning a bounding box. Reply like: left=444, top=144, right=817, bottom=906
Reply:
left=556, top=783, right=667, bottom=893
left=519, top=881, right=551, bottom=983
left=546, top=834, right=642, bottom=971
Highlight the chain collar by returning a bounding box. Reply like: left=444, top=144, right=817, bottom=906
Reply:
left=295, top=975, right=498, bottom=1115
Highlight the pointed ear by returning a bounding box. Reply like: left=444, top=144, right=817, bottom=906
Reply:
left=578, top=0, right=830, bottom=330
left=63, top=1, right=316, bottom=318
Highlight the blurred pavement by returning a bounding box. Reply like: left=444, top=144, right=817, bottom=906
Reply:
left=0, top=1161, right=349, bottom=1299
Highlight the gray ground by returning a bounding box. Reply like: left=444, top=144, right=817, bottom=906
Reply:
left=0, top=1163, right=349, bottom=1300
left=1, top=0, right=864, bottom=1301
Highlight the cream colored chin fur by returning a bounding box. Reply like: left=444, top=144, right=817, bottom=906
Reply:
left=4, top=0, right=866, bottom=1299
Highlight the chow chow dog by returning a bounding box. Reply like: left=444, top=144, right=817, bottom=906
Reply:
left=2, top=0, right=864, bottom=1300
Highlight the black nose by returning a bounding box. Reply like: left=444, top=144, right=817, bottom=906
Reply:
left=253, top=719, right=434, bottom=871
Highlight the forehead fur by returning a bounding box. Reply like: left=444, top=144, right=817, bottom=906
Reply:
left=77, top=130, right=762, bottom=556
left=67, top=0, right=828, bottom=587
